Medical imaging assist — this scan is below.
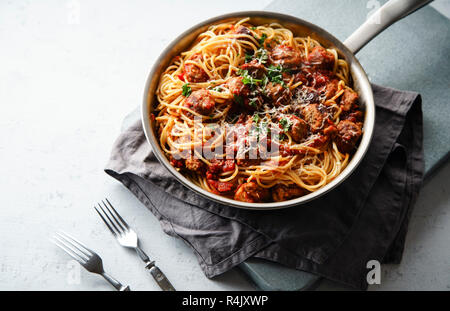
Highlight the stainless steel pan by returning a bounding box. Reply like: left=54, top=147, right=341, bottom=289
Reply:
left=141, top=0, right=432, bottom=209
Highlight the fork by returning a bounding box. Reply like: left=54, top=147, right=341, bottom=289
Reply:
left=52, top=231, right=130, bottom=291
left=94, top=199, right=176, bottom=291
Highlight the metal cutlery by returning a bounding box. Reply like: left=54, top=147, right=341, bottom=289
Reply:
left=52, top=231, right=130, bottom=291
left=94, top=198, right=176, bottom=291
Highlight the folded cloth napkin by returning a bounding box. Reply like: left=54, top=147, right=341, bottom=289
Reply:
left=105, top=84, right=424, bottom=290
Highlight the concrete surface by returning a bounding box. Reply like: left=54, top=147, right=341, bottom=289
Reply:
left=0, top=0, right=448, bottom=291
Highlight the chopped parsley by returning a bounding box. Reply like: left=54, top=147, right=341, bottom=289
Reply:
left=211, top=86, right=223, bottom=92
left=182, top=83, right=192, bottom=97
left=253, top=121, right=268, bottom=134
left=258, top=33, right=267, bottom=46
left=252, top=114, right=260, bottom=123
left=251, top=121, right=270, bottom=142
left=249, top=98, right=258, bottom=108
left=277, top=133, right=286, bottom=140
left=242, top=75, right=262, bottom=86
left=279, top=118, right=292, bottom=132
left=267, top=65, right=287, bottom=88
left=207, top=82, right=224, bottom=93
left=238, top=69, right=261, bottom=87
left=267, top=65, right=282, bottom=78
left=245, top=53, right=253, bottom=62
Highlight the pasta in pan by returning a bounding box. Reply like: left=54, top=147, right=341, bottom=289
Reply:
left=153, top=18, right=363, bottom=203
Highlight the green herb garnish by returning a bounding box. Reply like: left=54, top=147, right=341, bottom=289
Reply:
left=267, top=65, right=287, bottom=88
left=258, top=33, right=267, bottom=46
left=279, top=118, right=291, bottom=132
left=249, top=98, right=258, bottom=108
left=277, top=133, right=286, bottom=140
left=242, top=75, right=262, bottom=86
left=251, top=121, right=270, bottom=142
left=182, top=83, right=192, bottom=97
left=253, top=114, right=260, bottom=123
left=211, top=86, right=223, bottom=92
left=238, top=69, right=262, bottom=87
left=267, top=65, right=282, bottom=77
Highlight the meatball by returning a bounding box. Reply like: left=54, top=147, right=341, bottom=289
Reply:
left=184, top=89, right=215, bottom=115
left=340, top=89, right=359, bottom=111
left=310, top=70, right=331, bottom=88
left=272, top=184, right=305, bottom=202
left=234, top=182, right=270, bottom=203
left=307, top=46, right=335, bottom=70
left=294, top=68, right=333, bottom=89
left=232, top=25, right=252, bottom=37
left=265, top=82, right=291, bottom=106
left=185, top=158, right=205, bottom=172
left=325, top=79, right=339, bottom=99
left=184, top=54, right=209, bottom=83
left=293, top=71, right=308, bottom=85
left=334, top=120, right=362, bottom=153
left=231, top=25, right=255, bottom=47
left=270, top=45, right=303, bottom=68
left=285, top=115, right=308, bottom=143
left=240, top=59, right=266, bottom=77
left=227, top=76, right=250, bottom=97
left=306, top=134, right=330, bottom=150
left=343, top=110, right=364, bottom=123
left=323, top=124, right=338, bottom=136
left=301, top=104, right=325, bottom=132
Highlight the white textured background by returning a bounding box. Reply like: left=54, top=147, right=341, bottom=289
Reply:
left=0, top=0, right=448, bottom=291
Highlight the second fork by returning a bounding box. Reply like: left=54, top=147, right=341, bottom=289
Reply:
left=94, top=199, right=176, bottom=291
left=53, top=231, right=130, bottom=291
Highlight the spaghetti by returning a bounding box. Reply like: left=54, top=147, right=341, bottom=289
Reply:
left=153, top=18, right=364, bottom=203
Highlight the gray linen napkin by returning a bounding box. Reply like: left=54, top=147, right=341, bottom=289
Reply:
left=105, top=84, right=423, bottom=290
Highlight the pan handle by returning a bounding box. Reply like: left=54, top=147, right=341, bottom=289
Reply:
left=344, top=0, right=433, bottom=54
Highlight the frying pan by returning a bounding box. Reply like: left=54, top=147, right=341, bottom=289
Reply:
left=141, top=0, right=432, bottom=209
